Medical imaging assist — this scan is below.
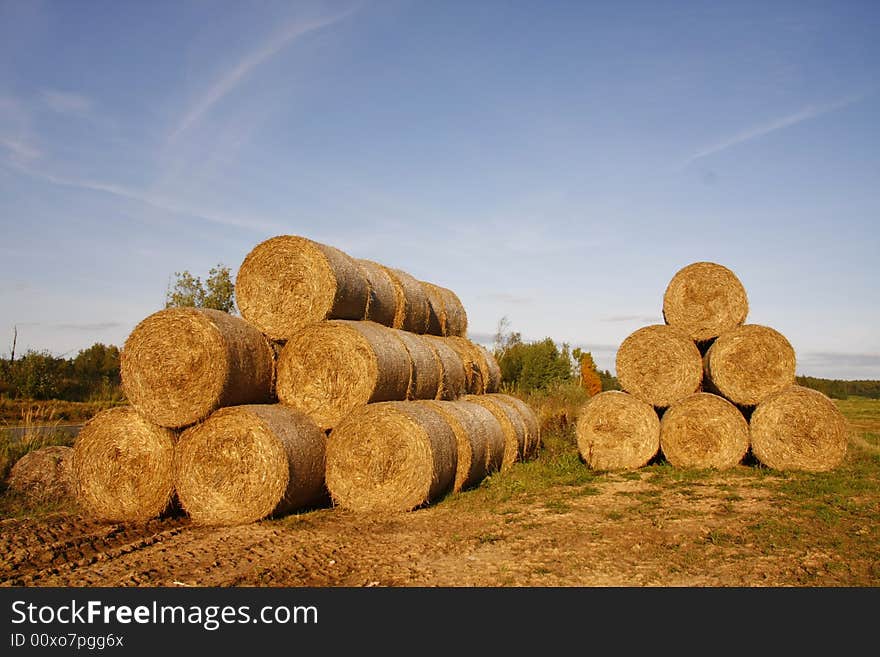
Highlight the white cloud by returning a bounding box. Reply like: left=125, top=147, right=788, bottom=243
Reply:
left=41, top=90, right=93, bottom=115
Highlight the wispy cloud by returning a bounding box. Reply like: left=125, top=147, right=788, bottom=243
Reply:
left=0, top=96, right=41, bottom=162
left=0, top=134, right=40, bottom=161
left=168, top=7, right=358, bottom=143
left=3, top=159, right=284, bottom=232
left=481, top=292, right=534, bottom=305
left=601, top=314, right=662, bottom=324
left=683, top=94, right=868, bottom=166
left=41, top=90, right=92, bottom=115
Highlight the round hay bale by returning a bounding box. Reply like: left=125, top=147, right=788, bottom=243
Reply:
left=175, top=404, right=326, bottom=525
left=663, top=261, right=749, bottom=343
left=659, top=393, right=749, bottom=469
left=477, top=345, right=502, bottom=393
left=420, top=281, right=446, bottom=336
left=325, top=401, right=457, bottom=512
left=418, top=400, right=489, bottom=492
left=121, top=307, right=275, bottom=429
left=382, top=266, right=430, bottom=333
left=576, top=391, right=660, bottom=470
left=236, top=235, right=369, bottom=341
left=276, top=320, right=411, bottom=430
left=6, top=445, right=74, bottom=502
left=703, top=324, right=796, bottom=407
left=446, top=336, right=488, bottom=394
left=459, top=401, right=506, bottom=474
left=435, top=286, right=467, bottom=337
left=616, top=324, right=703, bottom=407
left=491, top=394, right=541, bottom=459
left=73, top=407, right=176, bottom=522
left=422, top=335, right=467, bottom=400
left=394, top=330, right=442, bottom=400
left=356, top=259, right=399, bottom=327
left=750, top=385, right=847, bottom=472
left=463, top=394, right=526, bottom=470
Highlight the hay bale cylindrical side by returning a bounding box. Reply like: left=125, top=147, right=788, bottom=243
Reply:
left=477, top=344, right=502, bottom=393
left=235, top=235, right=369, bottom=341
left=576, top=391, right=660, bottom=470
left=446, top=336, right=488, bottom=394
left=121, top=307, right=275, bottom=429
left=662, top=261, right=749, bottom=343
left=420, top=281, right=446, bottom=336
left=325, top=401, right=457, bottom=512
left=276, top=320, right=411, bottom=430
left=7, top=445, right=75, bottom=503
left=73, top=407, right=176, bottom=522
left=750, top=385, right=848, bottom=472
left=175, top=405, right=326, bottom=525
left=703, top=324, right=796, bottom=407
left=394, top=331, right=442, bottom=401
left=463, top=394, right=526, bottom=470
left=418, top=400, right=489, bottom=492
left=434, top=285, right=467, bottom=337
left=459, top=401, right=506, bottom=475
left=422, top=335, right=467, bottom=400
left=382, top=266, right=430, bottom=333
left=356, top=259, right=399, bottom=327
left=491, top=394, right=541, bottom=460
left=616, top=324, right=703, bottom=408
left=659, top=393, right=749, bottom=469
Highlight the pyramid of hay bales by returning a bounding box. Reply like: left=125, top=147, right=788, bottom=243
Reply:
left=576, top=261, right=846, bottom=473
left=72, top=234, right=539, bottom=524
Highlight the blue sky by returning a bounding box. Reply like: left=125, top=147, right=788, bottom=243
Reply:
left=1, top=0, right=878, bottom=378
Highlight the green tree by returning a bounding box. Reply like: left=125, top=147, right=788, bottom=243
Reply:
left=494, top=318, right=575, bottom=392
left=165, top=264, right=236, bottom=314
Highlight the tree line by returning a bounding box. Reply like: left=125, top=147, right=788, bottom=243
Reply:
left=796, top=376, right=880, bottom=400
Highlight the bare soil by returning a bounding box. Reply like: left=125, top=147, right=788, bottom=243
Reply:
left=3, top=467, right=876, bottom=587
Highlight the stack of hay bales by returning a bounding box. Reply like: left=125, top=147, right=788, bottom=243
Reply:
left=72, top=234, right=538, bottom=524
left=576, top=261, right=846, bottom=472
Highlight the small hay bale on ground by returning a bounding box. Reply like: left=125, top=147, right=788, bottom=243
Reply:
left=73, top=407, right=176, bottom=522
left=463, top=394, right=526, bottom=470
left=121, top=307, right=275, bottom=429
left=446, top=337, right=488, bottom=394
left=6, top=445, right=74, bottom=503
left=616, top=324, right=703, bottom=408
left=576, top=391, right=660, bottom=470
left=382, top=266, right=430, bottom=333
left=703, top=324, right=796, bottom=407
left=418, top=400, right=490, bottom=492
left=276, top=320, right=411, bottom=430
left=235, top=235, right=369, bottom=341
left=659, top=392, right=749, bottom=469
left=325, top=401, right=457, bottom=512
left=663, top=261, right=749, bottom=343
left=394, top=331, right=441, bottom=400
left=421, top=335, right=467, bottom=400
left=491, top=393, right=541, bottom=459
left=175, top=405, right=326, bottom=525
left=750, top=385, right=847, bottom=472
left=357, top=259, right=399, bottom=327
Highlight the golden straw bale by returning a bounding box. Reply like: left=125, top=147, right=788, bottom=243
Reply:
left=325, top=401, right=457, bottom=512
left=421, top=335, right=467, bottom=400
left=491, top=393, right=541, bottom=459
left=275, top=320, right=411, bottom=430
left=463, top=394, right=526, bottom=470
left=703, top=324, right=796, bottom=407
left=446, top=336, right=488, bottom=394
left=477, top=344, right=502, bottom=393
left=73, top=407, right=176, bottom=522
left=121, top=307, right=275, bottom=429
left=7, top=445, right=74, bottom=503
left=382, top=266, right=430, bottom=333
left=394, top=330, right=442, bottom=400
left=576, top=391, right=660, bottom=470
left=663, top=261, right=749, bottom=343
left=435, top=286, right=468, bottom=337
left=750, top=385, right=847, bottom=472
left=659, top=393, right=749, bottom=469
left=420, top=281, right=446, bottom=336
left=236, top=235, right=369, bottom=340
left=175, top=405, right=326, bottom=525
left=616, top=324, right=703, bottom=407
left=356, top=259, right=399, bottom=327
left=417, top=400, right=490, bottom=492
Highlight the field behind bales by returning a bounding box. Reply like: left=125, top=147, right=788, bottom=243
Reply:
left=1, top=394, right=878, bottom=587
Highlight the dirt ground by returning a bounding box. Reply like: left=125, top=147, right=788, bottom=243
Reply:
left=3, top=465, right=877, bottom=587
